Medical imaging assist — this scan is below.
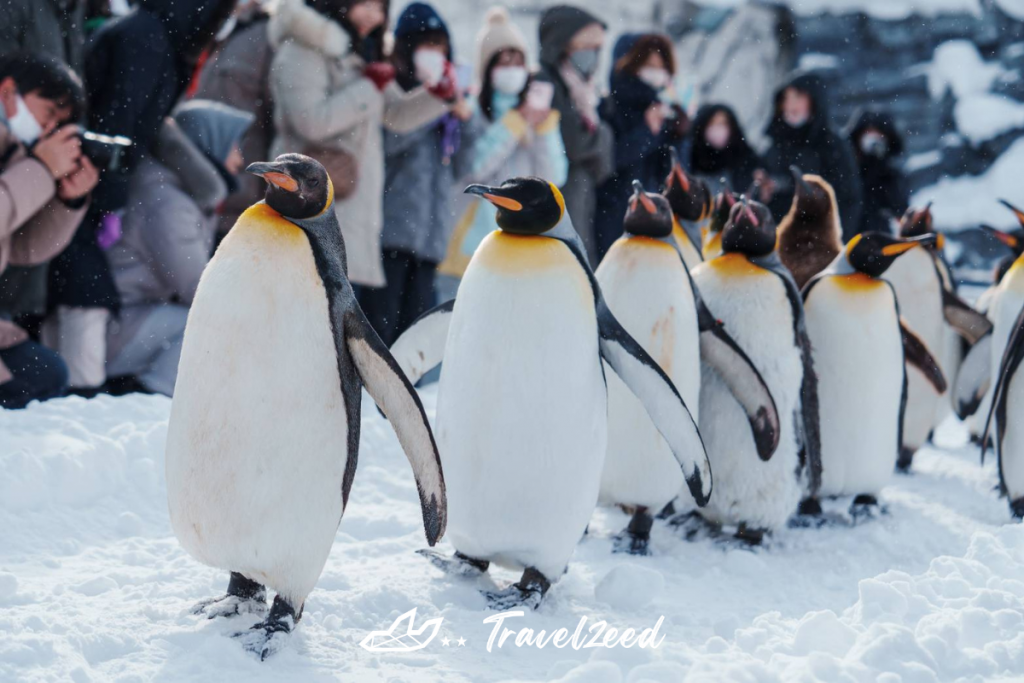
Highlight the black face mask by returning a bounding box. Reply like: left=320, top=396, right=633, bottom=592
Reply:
left=569, top=49, right=599, bottom=79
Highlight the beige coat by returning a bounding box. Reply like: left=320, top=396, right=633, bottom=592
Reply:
left=0, top=123, right=86, bottom=381
left=268, top=0, right=450, bottom=287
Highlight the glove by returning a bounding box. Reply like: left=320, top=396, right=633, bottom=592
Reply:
left=428, top=61, right=458, bottom=102
left=364, top=62, right=396, bottom=91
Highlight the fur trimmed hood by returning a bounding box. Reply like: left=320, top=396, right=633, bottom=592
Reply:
left=268, top=0, right=351, bottom=57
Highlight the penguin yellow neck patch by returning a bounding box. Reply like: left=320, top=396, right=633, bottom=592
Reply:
left=833, top=272, right=884, bottom=291
left=475, top=231, right=571, bottom=274
left=708, top=252, right=764, bottom=277
left=672, top=216, right=694, bottom=250
left=236, top=202, right=305, bottom=244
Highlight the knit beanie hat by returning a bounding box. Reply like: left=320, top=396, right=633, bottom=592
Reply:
left=476, top=6, right=528, bottom=81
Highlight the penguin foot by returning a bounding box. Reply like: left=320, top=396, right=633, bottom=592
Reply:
left=417, top=549, right=490, bottom=578
left=613, top=508, right=653, bottom=555
left=234, top=596, right=300, bottom=661
left=734, top=524, right=767, bottom=546
left=192, top=572, right=267, bottom=619
left=849, top=494, right=886, bottom=523
left=668, top=511, right=720, bottom=541
left=896, top=448, right=915, bottom=474
left=789, top=498, right=827, bottom=528
left=481, top=567, right=550, bottom=611
left=1009, top=498, right=1024, bottom=521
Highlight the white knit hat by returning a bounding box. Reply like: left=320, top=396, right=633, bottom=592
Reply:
left=476, top=6, right=529, bottom=84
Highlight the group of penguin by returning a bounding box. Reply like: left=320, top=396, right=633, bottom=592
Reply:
left=160, top=151, right=1021, bottom=659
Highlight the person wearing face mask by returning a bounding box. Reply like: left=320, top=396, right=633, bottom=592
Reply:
left=0, top=53, right=97, bottom=409
left=103, top=101, right=252, bottom=397
left=438, top=6, right=568, bottom=283
left=358, top=2, right=480, bottom=345
left=760, top=71, right=862, bottom=234
left=593, top=33, right=688, bottom=260
left=538, top=5, right=614, bottom=263
left=269, top=0, right=457, bottom=294
left=688, top=104, right=762, bottom=196
left=844, top=108, right=909, bottom=240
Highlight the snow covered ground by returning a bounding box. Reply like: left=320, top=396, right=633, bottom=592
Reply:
left=2, top=390, right=1023, bottom=682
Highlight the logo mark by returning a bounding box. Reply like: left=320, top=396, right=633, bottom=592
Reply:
left=359, top=608, right=444, bottom=652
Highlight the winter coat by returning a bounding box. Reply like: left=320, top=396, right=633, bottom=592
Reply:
left=538, top=5, right=614, bottom=261
left=193, top=11, right=275, bottom=235
left=0, top=0, right=87, bottom=74
left=689, top=103, right=762, bottom=195
left=763, top=71, right=862, bottom=236
left=0, top=122, right=86, bottom=383
left=439, top=101, right=568, bottom=277
left=108, top=119, right=229, bottom=310
left=845, top=109, right=909, bottom=239
left=268, top=0, right=451, bottom=287
left=595, top=43, right=687, bottom=258
left=48, top=0, right=236, bottom=312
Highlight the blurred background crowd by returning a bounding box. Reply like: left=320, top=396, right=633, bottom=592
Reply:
left=0, top=0, right=1022, bottom=407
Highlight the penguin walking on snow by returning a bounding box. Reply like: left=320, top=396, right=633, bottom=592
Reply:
left=165, top=155, right=446, bottom=659
left=701, top=187, right=737, bottom=261
left=663, top=149, right=711, bottom=270
left=595, top=182, right=779, bottom=553
left=801, top=232, right=947, bottom=518
left=691, top=199, right=822, bottom=542
left=884, top=205, right=991, bottom=471
left=777, top=167, right=843, bottom=290
left=389, top=177, right=712, bottom=608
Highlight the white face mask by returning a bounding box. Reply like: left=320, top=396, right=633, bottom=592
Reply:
left=491, top=66, right=528, bottom=96
left=860, top=132, right=888, bottom=157
left=637, top=67, right=670, bottom=91
left=783, top=110, right=809, bottom=128
left=7, top=94, right=42, bottom=145
left=413, top=49, right=446, bottom=87
left=705, top=123, right=730, bottom=149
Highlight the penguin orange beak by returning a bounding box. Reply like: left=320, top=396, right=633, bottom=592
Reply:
left=667, top=149, right=690, bottom=192
left=882, top=234, right=936, bottom=256
left=1000, top=199, right=1024, bottom=228
left=981, top=225, right=1020, bottom=249
left=247, top=162, right=299, bottom=193
left=631, top=180, right=657, bottom=214
left=465, top=184, right=522, bottom=211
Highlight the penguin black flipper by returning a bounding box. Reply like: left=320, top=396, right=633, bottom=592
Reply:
left=755, top=252, right=823, bottom=494
left=900, top=319, right=948, bottom=394
left=390, top=299, right=455, bottom=385
left=942, top=289, right=993, bottom=345
left=953, top=330, right=993, bottom=420
left=345, top=307, right=448, bottom=545
left=981, top=304, right=1024, bottom=475
left=688, top=268, right=781, bottom=461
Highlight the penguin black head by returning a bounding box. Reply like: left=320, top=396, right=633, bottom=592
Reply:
left=247, top=154, right=332, bottom=220
left=663, top=148, right=711, bottom=222
left=897, top=204, right=945, bottom=253
left=845, top=231, right=937, bottom=278
left=721, top=199, right=776, bottom=257
left=622, top=180, right=673, bottom=238
left=464, top=177, right=564, bottom=235
left=789, top=166, right=834, bottom=220
left=708, top=187, right=738, bottom=237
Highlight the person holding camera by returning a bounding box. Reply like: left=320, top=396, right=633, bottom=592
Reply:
left=845, top=108, right=909, bottom=240
left=0, top=52, right=97, bottom=408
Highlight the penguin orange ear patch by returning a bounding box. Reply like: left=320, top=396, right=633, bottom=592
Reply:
left=264, top=172, right=299, bottom=193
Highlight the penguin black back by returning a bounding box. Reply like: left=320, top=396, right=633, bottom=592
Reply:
left=247, top=154, right=331, bottom=220
left=721, top=200, right=776, bottom=257
left=709, top=188, right=737, bottom=238
left=622, top=180, right=673, bottom=238
left=663, top=149, right=711, bottom=222
left=464, top=177, right=564, bottom=235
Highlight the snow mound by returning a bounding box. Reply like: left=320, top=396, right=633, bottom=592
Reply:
left=926, top=40, right=1004, bottom=100
left=955, top=93, right=1024, bottom=146
left=595, top=565, right=665, bottom=609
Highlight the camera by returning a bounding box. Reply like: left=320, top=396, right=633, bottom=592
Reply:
left=79, top=131, right=132, bottom=171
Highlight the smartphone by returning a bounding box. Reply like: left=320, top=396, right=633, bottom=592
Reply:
left=526, top=80, right=554, bottom=111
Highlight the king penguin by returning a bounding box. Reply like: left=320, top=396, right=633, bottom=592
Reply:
left=884, top=205, right=991, bottom=471
left=389, top=177, right=712, bottom=608
left=701, top=187, right=737, bottom=261
left=663, top=148, right=711, bottom=270
left=801, top=232, right=947, bottom=518
left=777, top=167, right=843, bottom=290
left=595, top=181, right=779, bottom=553
left=164, top=154, right=447, bottom=659
left=692, top=199, right=821, bottom=542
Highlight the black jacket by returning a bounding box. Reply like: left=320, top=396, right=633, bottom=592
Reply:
left=763, top=71, right=862, bottom=237
left=845, top=109, right=909, bottom=239
left=689, top=103, right=761, bottom=195
left=48, top=0, right=234, bottom=311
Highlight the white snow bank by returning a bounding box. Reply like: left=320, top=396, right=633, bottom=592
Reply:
left=996, top=0, right=1024, bottom=20
left=701, top=0, right=982, bottom=19
left=926, top=40, right=1005, bottom=101
left=955, top=93, right=1024, bottom=145
left=0, top=394, right=1020, bottom=682
left=912, top=137, right=1024, bottom=231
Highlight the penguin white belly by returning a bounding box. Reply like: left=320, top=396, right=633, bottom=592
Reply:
left=437, top=232, right=607, bottom=579
left=166, top=207, right=348, bottom=606
left=692, top=254, right=805, bottom=530
left=966, top=286, right=998, bottom=438
left=595, top=237, right=698, bottom=510
left=805, top=275, right=903, bottom=497
left=992, top=270, right=1024, bottom=501
left=883, top=250, right=945, bottom=449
